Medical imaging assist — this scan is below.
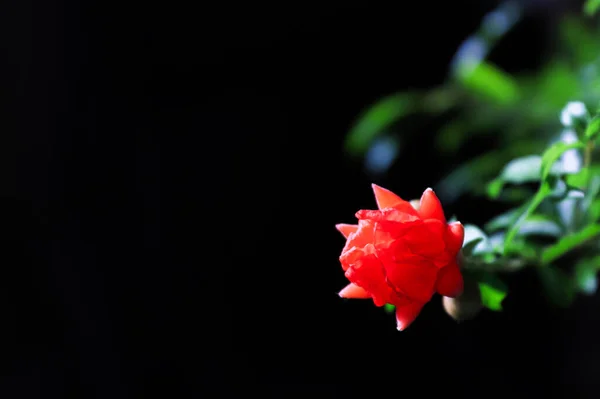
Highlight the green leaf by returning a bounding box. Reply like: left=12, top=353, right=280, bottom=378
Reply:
left=456, top=61, right=520, bottom=105
left=384, top=303, right=395, bottom=314
left=589, top=199, right=600, bottom=223
left=499, top=155, right=543, bottom=183
left=463, top=238, right=484, bottom=257
left=538, top=267, right=576, bottom=308
left=502, top=238, right=540, bottom=261
left=585, top=115, right=600, bottom=140
left=345, top=93, right=418, bottom=155
left=503, top=183, right=552, bottom=253
left=487, top=155, right=569, bottom=199
left=485, top=209, right=562, bottom=237
left=485, top=208, right=521, bottom=232
left=462, top=224, right=492, bottom=256
left=565, top=168, right=590, bottom=189
left=574, top=256, right=600, bottom=295
left=517, top=215, right=563, bottom=237
left=541, top=224, right=600, bottom=265
left=477, top=273, right=507, bottom=311
left=540, top=141, right=585, bottom=182
left=584, top=0, right=600, bottom=16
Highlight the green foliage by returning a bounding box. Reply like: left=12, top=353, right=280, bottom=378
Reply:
left=384, top=303, right=395, bottom=314
left=343, top=4, right=600, bottom=316
left=456, top=61, right=520, bottom=105
left=478, top=273, right=508, bottom=311
left=584, top=0, right=600, bottom=16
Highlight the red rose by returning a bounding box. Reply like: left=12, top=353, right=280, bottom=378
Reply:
left=336, top=184, right=464, bottom=330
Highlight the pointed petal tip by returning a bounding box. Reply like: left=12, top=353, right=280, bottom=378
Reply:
left=335, top=223, right=358, bottom=239
left=425, top=187, right=433, bottom=192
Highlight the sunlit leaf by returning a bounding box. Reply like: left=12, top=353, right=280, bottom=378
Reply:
left=456, top=61, right=520, bottom=105
left=517, top=215, right=563, bottom=237
left=540, top=141, right=585, bottom=181
left=477, top=272, right=507, bottom=311
left=585, top=115, right=600, bottom=140
left=538, top=267, right=576, bottom=308
left=565, top=167, right=590, bottom=189
left=500, top=155, right=543, bottom=183
left=503, top=183, right=552, bottom=253
left=345, top=93, right=418, bottom=156
left=574, top=256, right=600, bottom=295
left=462, top=224, right=492, bottom=256
left=584, top=0, right=600, bottom=16
left=541, top=224, right=600, bottom=265
left=463, top=238, right=484, bottom=257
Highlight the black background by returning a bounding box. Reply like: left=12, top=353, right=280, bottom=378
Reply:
left=1, top=0, right=600, bottom=397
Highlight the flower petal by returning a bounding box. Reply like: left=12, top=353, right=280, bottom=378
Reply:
left=399, top=220, right=446, bottom=259
left=445, top=222, right=465, bottom=255
left=371, top=184, right=419, bottom=216
left=344, top=245, right=395, bottom=307
left=336, top=223, right=358, bottom=239
left=395, top=301, right=425, bottom=331
left=338, top=283, right=371, bottom=299
left=383, top=259, right=438, bottom=303
left=435, top=260, right=463, bottom=298
left=419, top=188, right=446, bottom=222
left=341, top=220, right=374, bottom=256
left=372, top=184, right=405, bottom=210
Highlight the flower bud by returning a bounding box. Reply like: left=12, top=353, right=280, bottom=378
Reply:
left=442, top=276, right=483, bottom=322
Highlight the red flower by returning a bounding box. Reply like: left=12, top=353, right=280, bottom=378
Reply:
left=336, top=184, right=464, bottom=330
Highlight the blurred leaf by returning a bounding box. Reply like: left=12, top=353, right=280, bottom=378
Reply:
left=517, top=215, right=563, bottom=237
left=486, top=178, right=504, bottom=199
left=503, top=238, right=540, bottom=261
left=541, top=141, right=585, bottom=181
left=541, top=224, right=600, bottom=265
left=345, top=93, right=418, bottom=155
left=485, top=208, right=520, bottom=232
left=585, top=115, right=600, bottom=140
left=384, top=303, right=395, bottom=314
left=574, top=256, right=600, bottom=295
left=499, top=155, right=544, bottom=183
left=560, top=17, right=599, bottom=64
left=504, top=183, right=552, bottom=253
left=538, top=267, right=576, bottom=308
left=463, top=238, right=484, bottom=257
left=435, top=119, right=469, bottom=154
left=535, top=62, right=582, bottom=111
left=589, top=199, right=600, bottom=222
left=477, top=272, right=507, bottom=311
left=438, top=141, right=544, bottom=203
left=456, top=61, right=520, bottom=105
left=462, top=224, right=492, bottom=256
left=565, top=167, right=590, bottom=189
left=584, top=0, right=600, bottom=16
